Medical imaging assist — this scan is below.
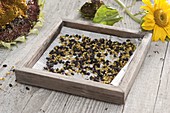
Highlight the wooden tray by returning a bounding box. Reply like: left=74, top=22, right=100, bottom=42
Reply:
left=15, top=19, right=152, bottom=104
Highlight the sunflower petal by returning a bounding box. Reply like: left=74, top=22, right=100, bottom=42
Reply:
left=163, top=2, right=170, bottom=13
left=159, top=28, right=166, bottom=42
left=142, top=13, right=155, bottom=30
left=142, top=0, right=170, bottom=42
left=143, top=13, right=154, bottom=21
left=152, top=25, right=167, bottom=42
left=152, top=25, right=159, bottom=41
left=165, top=9, right=170, bottom=16
left=142, top=22, right=155, bottom=30
left=142, top=0, right=154, bottom=12
left=154, top=0, right=167, bottom=9
left=164, top=26, right=170, bottom=38
left=142, top=0, right=152, bottom=8
left=160, top=0, right=166, bottom=7
left=140, top=6, right=153, bottom=13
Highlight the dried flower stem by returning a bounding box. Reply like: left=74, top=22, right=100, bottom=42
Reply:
left=114, top=0, right=141, bottom=24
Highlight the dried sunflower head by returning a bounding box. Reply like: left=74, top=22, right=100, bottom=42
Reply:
left=0, top=0, right=27, bottom=26
left=80, top=1, right=104, bottom=19
left=0, top=0, right=45, bottom=48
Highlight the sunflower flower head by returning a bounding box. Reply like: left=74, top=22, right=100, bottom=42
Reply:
left=141, top=0, right=170, bottom=42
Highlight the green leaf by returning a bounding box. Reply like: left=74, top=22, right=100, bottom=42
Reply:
left=93, top=5, right=122, bottom=26
left=38, top=0, right=46, bottom=9
left=29, top=28, right=39, bottom=35
left=0, top=36, right=26, bottom=48
left=0, top=41, right=12, bottom=49
left=10, top=42, right=17, bottom=45
left=15, top=36, right=26, bottom=42
left=39, top=11, right=45, bottom=19
left=34, top=21, right=44, bottom=28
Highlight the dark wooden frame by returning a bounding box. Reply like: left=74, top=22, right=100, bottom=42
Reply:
left=15, top=19, right=152, bottom=104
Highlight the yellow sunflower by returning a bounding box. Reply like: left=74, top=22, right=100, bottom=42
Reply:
left=141, top=0, right=170, bottom=42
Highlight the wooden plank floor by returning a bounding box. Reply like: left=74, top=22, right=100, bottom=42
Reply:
left=0, top=0, right=169, bottom=113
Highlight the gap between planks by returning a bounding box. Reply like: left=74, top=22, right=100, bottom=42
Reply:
left=19, top=0, right=147, bottom=112
left=153, top=42, right=170, bottom=113
left=0, top=0, right=155, bottom=113
left=121, top=41, right=168, bottom=113
left=0, top=0, right=72, bottom=113
left=153, top=42, right=169, bottom=113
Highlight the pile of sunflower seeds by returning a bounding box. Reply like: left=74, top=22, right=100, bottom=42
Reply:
left=44, top=34, right=136, bottom=84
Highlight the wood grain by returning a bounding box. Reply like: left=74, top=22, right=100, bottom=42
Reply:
left=0, top=0, right=168, bottom=113
left=63, top=19, right=145, bottom=38
left=15, top=19, right=151, bottom=104
left=154, top=42, right=170, bottom=113
left=120, top=33, right=152, bottom=98
left=16, top=67, right=124, bottom=104
left=0, top=0, right=71, bottom=113
left=122, top=42, right=168, bottom=113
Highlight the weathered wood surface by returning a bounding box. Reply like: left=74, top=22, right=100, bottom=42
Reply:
left=15, top=19, right=151, bottom=104
left=0, top=0, right=169, bottom=113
